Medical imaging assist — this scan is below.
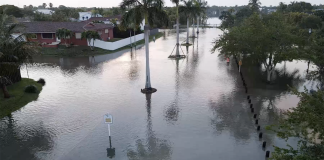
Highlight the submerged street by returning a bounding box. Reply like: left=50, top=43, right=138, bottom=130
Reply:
left=0, top=19, right=311, bottom=160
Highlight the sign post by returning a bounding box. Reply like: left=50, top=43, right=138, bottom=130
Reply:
left=104, top=114, right=115, bottom=158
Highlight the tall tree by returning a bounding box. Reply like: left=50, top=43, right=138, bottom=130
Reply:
left=170, top=0, right=181, bottom=57
left=0, top=5, right=23, bottom=18
left=248, top=0, right=261, bottom=13
left=0, top=14, right=39, bottom=83
left=120, top=0, right=169, bottom=93
left=213, top=13, right=298, bottom=83
left=179, top=0, right=196, bottom=44
left=49, top=3, right=53, bottom=8
left=42, top=3, right=47, bottom=9
left=194, top=0, right=207, bottom=34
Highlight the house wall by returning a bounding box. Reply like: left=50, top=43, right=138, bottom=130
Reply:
left=60, top=34, right=88, bottom=46
left=28, top=33, right=56, bottom=44
left=97, top=28, right=114, bottom=41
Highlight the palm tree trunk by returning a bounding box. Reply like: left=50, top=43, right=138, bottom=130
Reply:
left=197, top=16, right=199, bottom=34
left=92, top=39, right=95, bottom=51
left=192, top=18, right=196, bottom=37
left=175, top=5, right=180, bottom=56
left=1, top=84, right=10, bottom=98
left=144, top=21, right=151, bottom=89
left=186, top=17, right=189, bottom=44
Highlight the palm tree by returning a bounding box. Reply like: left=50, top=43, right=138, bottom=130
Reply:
left=194, top=0, right=207, bottom=34
left=179, top=0, right=195, bottom=44
left=0, top=14, right=38, bottom=83
left=56, top=28, right=73, bottom=47
left=170, top=0, right=181, bottom=57
left=249, top=0, right=261, bottom=13
left=120, top=0, right=169, bottom=93
left=81, top=30, right=101, bottom=51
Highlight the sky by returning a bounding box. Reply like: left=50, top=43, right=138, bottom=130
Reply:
left=0, top=0, right=323, bottom=8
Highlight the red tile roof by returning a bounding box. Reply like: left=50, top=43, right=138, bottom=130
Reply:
left=20, top=22, right=114, bottom=33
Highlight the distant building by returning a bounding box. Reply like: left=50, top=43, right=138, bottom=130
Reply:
left=79, top=12, right=102, bottom=21
left=20, top=22, right=114, bottom=47
left=314, top=9, right=324, bottom=11
left=34, top=9, right=55, bottom=15
left=268, top=9, right=277, bottom=14
left=87, top=15, right=122, bottom=25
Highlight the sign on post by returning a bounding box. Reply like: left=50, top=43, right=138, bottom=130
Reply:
left=104, top=114, right=113, bottom=124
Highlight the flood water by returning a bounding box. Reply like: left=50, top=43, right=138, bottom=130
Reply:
left=0, top=18, right=314, bottom=160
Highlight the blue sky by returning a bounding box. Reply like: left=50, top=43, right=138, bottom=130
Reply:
left=0, top=0, right=323, bottom=8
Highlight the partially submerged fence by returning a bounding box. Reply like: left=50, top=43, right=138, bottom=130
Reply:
left=89, top=29, right=159, bottom=51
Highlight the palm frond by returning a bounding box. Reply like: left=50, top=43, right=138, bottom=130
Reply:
left=120, top=0, right=141, bottom=10
left=120, top=6, right=144, bottom=29
left=147, top=7, right=169, bottom=27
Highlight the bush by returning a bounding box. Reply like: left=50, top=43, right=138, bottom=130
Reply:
left=24, top=85, right=38, bottom=93
left=37, top=78, right=46, bottom=85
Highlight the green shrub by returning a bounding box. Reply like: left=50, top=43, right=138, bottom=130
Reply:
left=24, top=85, right=38, bottom=93
left=37, top=78, right=46, bottom=85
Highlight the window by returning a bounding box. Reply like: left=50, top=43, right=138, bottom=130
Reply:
left=105, top=29, right=108, bottom=34
left=75, top=33, right=81, bottom=39
left=42, top=33, right=53, bottom=39
left=30, top=34, right=37, bottom=39
left=98, top=31, right=102, bottom=35
left=66, top=36, right=71, bottom=39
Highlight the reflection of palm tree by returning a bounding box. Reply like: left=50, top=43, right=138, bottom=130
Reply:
left=164, top=60, right=181, bottom=123
left=128, top=49, right=140, bottom=81
left=0, top=114, right=53, bottom=159
left=127, top=94, right=172, bottom=160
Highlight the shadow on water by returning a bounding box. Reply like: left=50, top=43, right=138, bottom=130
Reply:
left=127, top=94, right=172, bottom=160
left=0, top=114, right=53, bottom=160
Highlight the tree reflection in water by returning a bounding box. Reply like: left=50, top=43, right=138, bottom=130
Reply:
left=127, top=94, right=172, bottom=160
left=164, top=59, right=181, bottom=124
left=128, top=49, right=140, bottom=81
left=209, top=60, right=305, bottom=146
left=0, top=114, right=53, bottom=160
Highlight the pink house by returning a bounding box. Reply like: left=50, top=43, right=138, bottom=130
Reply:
left=21, top=22, right=114, bottom=47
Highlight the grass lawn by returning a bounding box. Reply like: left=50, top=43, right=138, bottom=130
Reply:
left=0, top=78, right=43, bottom=119
left=41, top=32, right=164, bottom=57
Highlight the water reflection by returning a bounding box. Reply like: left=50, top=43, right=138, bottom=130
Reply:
left=128, top=49, right=140, bottom=81
left=164, top=60, right=181, bottom=124
left=127, top=94, right=172, bottom=160
left=209, top=58, right=305, bottom=146
left=0, top=114, right=53, bottom=160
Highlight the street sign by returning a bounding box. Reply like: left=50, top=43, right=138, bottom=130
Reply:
left=104, top=114, right=113, bottom=124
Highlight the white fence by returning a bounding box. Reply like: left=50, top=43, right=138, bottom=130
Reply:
left=89, top=33, right=144, bottom=51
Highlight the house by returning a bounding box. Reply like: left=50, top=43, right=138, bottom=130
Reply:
left=268, top=9, right=277, bottom=14
left=34, top=9, right=55, bottom=15
left=79, top=12, right=103, bottom=21
left=20, top=22, right=114, bottom=47
left=87, top=15, right=145, bottom=30
left=87, top=15, right=122, bottom=25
